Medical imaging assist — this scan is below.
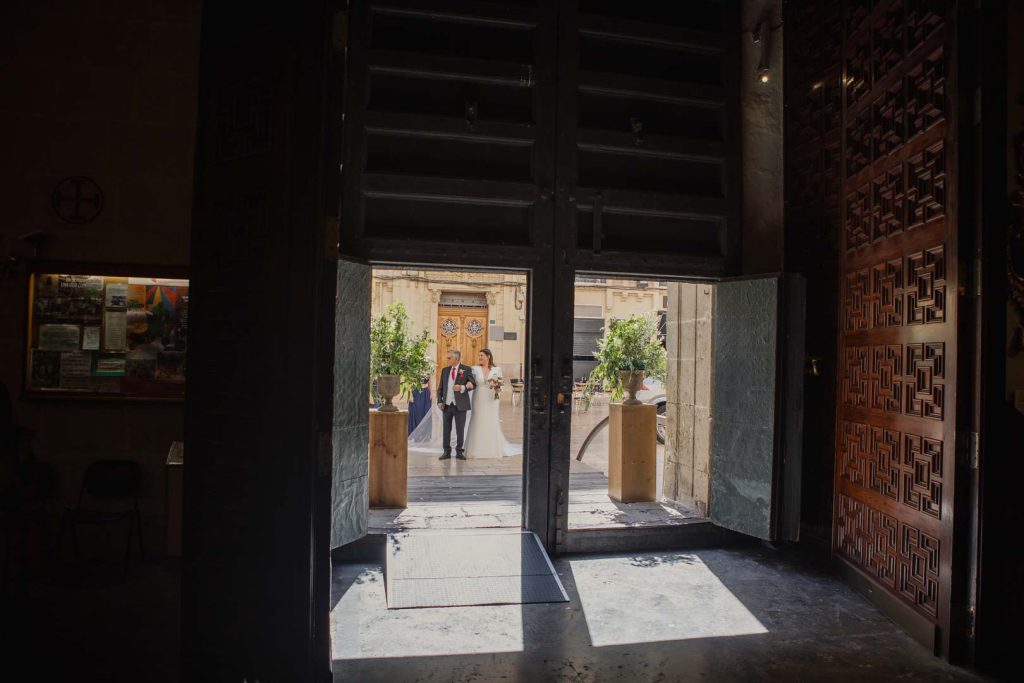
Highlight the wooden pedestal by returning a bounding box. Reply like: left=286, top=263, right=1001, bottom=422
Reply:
left=607, top=402, right=657, bottom=503
left=369, top=410, right=409, bottom=508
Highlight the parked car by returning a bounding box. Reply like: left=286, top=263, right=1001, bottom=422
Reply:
left=635, top=378, right=667, bottom=444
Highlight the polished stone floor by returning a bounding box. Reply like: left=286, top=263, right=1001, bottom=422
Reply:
left=331, top=542, right=983, bottom=683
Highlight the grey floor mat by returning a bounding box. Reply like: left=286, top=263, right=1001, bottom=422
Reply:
left=385, top=531, right=569, bottom=609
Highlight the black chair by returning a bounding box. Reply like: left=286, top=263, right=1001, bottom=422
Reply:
left=61, top=460, right=144, bottom=575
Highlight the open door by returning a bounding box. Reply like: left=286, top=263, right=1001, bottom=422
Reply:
left=331, top=260, right=371, bottom=548
left=709, top=274, right=806, bottom=541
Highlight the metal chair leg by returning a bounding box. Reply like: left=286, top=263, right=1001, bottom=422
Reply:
left=123, top=515, right=134, bottom=576
left=135, top=508, right=144, bottom=560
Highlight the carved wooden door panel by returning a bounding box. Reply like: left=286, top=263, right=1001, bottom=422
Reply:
left=435, top=306, right=489, bottom=388
left=834, top=0, right=958, bottom=653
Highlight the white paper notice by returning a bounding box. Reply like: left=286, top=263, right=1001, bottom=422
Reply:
left=82, top=326, right=101, bottom=350
left=105, top=283, right=129, bottom=308
left=103, top=311, right=127, bottom=351
left=58, top=352, right=93, bottom=389
left=38, top=324, right=81, bottom=351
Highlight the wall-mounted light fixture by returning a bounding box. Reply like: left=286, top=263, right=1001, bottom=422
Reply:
left=753, top=21, right=770, bottom=83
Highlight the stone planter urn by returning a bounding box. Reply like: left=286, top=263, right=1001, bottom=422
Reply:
left=376, top=374, right=401, bottom=412
left=619, top=370, right=645, bottom=405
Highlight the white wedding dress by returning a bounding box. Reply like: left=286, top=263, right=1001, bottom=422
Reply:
left=406, top=367, right=522, bottom=458
left=465, top=365, right=521, bottom=459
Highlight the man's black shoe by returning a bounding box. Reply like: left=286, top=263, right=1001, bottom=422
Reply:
left=439, top=453, right=452, bottom=460
left=455, top=453, right=467, bottom=460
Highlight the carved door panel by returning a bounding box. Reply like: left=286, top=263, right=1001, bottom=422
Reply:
left=833, top=0, right=958, bottom=653
left=436, top=306, right=489, bottom=388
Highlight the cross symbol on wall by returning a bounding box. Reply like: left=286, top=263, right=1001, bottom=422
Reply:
left=52, top=176, right=103, bottom=224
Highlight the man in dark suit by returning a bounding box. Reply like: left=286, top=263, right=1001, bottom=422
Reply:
left=437, top=349, right=474, bottom=460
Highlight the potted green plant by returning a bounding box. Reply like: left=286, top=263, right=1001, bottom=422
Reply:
left=369, top=302, right=434, bottom=412
left=587, top=313, right=666, bottom=405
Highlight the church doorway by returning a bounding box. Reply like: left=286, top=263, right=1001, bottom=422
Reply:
left=434, top=293, right=489, bottom=391
left=365, top=267, right=529, bottom=535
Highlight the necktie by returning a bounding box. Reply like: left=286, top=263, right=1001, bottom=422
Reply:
left=451, top=366, right=456, bottom=383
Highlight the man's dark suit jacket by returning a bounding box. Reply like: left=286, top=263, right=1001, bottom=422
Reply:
left=437, top=363, right=474, bottom=411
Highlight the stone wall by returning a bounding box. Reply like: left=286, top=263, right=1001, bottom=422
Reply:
left=0, top=0, right=201, bottom=555
left=740, top=0, right=784, bottom=275
left=662, top=282, right=713, bottom=514
left=371, top=269, right=528, bottom=380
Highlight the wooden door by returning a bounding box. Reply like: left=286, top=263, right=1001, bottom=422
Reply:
left=833, top=0, right=959, bottom=654
left=187, top=4, right=338, bottom=679
left=436, top=305, right=488, bottom=388
left=709, top=275, right=806, bottom=542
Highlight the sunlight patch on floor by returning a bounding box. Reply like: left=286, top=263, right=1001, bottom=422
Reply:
left=331, top=567, right=525, bottom=659
left=570, top=554, right=768, bottom=647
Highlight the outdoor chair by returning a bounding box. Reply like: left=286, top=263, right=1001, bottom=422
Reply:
left=572, top=382, right=587, bottom=413
left=510, top=380, right=524, bottom=408
left=60, top=459, right=144, bottom=575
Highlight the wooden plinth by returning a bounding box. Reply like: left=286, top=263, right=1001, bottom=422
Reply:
left=607, top=402, right=657, bottom=503
left=369, top=410, right=409, bottom=508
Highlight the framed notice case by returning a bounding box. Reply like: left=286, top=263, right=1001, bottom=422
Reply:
left=25, top=268, right=188, bottom=399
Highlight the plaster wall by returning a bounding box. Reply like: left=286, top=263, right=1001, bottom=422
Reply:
left=0, top=0, right=201, bottom=554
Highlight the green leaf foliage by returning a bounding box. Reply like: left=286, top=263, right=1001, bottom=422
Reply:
left=369, top=302, right=435, bottom=399
left=586, top=312, right=666, bottom=401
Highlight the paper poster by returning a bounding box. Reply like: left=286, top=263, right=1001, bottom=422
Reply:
left=105, top=283, right=128, bottom=308
left=58, top=274, right=103, bottom=297
left=35, top=274, right=103, bottom=324
left=82, top=326, right=101, bottom=350
left=59, top=351, right=94, bottom=389
left=103, top=311, right=127, bottom=351
left=93, top=353, right=126, bottom=377
left=127, top=285, right=148, bottom=334
left=38, top=324, right=81, bottom=351
left=30, top=350, right=61, bottom=389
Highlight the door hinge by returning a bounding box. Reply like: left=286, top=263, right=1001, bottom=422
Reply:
left=957, top=431, right=980, bottom=470
left=966, top=605, right=977, bottom=639
left=974, top=257, right=982, bottom=297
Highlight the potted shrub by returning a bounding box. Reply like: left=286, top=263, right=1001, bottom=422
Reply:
left=587, top=313, right=666, bottom=405
left=369, top=302, right=434, bottom=412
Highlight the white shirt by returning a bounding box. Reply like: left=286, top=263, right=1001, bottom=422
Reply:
left=445, top=365, right=457, bottom=405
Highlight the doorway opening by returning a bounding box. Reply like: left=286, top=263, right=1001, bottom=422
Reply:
left=367, top=267, right=528, bottom=534
left=567, top=275, right=713, bottom=530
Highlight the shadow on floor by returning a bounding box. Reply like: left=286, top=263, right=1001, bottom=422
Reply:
left=330, top=543, right=984, bottom=683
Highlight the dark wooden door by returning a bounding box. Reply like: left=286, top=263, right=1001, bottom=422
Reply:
left=547, top=0, right=741, bottom=553
left=833, top=0, right=960, bottom=654
left=186, top=3, right=339, bottom=679
left=339, top=1, right=743, bottom=553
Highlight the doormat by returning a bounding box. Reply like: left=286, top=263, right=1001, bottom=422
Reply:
left=385, top=531, right=569, bottom=609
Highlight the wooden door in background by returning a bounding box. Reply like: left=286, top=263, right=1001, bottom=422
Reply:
left=436, top=306, right=488, bottom=390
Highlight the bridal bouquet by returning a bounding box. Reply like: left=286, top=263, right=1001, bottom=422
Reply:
left=489, top=376, right=504, bottom=400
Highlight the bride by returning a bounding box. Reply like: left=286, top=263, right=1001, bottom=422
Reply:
left=465, top=349, right=521, bottom=459
left=406, top=348, right=522, bottom=458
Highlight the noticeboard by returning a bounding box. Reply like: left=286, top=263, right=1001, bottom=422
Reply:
left=26, top=272, right=188, bottom=399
